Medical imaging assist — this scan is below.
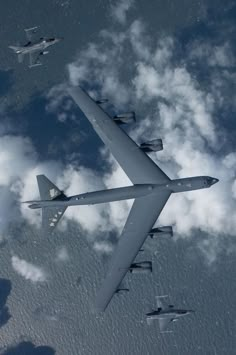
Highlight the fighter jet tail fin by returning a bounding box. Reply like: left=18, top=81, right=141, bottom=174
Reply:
left=36, top=175, right=67, bottom=234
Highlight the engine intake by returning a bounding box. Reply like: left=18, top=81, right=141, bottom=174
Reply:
left=140, top=139, right=163, bottom=152
left=115, top=288, right=129, bottom=294
left=113, top=111, right=136, bottom=125
left=96, top=99, right=108, bottom=104
left=149, top=226, right=173, bottom=238
left=129, top=261, right=152, bottom=274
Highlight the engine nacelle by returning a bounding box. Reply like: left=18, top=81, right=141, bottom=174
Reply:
left=40, top=51, right=49, bottom=55
left=129, top=261, right=152, bottom=274
left=115, top=288, right=129, bottom=294
left=113, top=111, right=136, bottom=125
left=140, top=139, right=163, bottom=152
left=95, top=99, right=108, bottom=104
left=149, top=226, right=173, bottom=238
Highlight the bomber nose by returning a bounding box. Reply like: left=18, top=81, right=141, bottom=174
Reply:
left=211, top=178, right=219, bottom=185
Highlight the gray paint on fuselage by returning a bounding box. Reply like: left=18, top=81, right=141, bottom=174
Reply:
left=28, top=176, right=218, bottom=209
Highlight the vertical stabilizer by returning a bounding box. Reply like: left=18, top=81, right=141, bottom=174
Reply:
left=36, top=175, right=65, bottom=201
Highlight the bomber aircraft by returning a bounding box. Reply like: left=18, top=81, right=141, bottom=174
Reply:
left=146, top=296, right=194, bottom=331
left=9, top=26, right=62, bottom=67
left=25, top=86, right=218, bottom=312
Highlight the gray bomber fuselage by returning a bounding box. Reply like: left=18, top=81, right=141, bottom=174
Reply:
left=28, top=176, right=218, bottom=209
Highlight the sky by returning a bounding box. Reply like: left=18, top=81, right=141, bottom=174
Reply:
left=0, top=0, right=236, bottom=354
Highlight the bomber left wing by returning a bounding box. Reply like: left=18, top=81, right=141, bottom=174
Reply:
left=95, top=190, right=170, bottom=312
left=68, top=86, right=170, bottom=184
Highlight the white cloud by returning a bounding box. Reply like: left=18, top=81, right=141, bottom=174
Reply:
left=58, top=165, right=111, bottom=234
left=65, top=18, right=236, bottom=263
left=189, top=42, right=235, bottom=68
left=93, top=241, right=113, bottom=254
left=56, top=246, right=69, bottom=262
left=110, top=0, right=135, bottom=25
left=0, top=135, right=36, bottom=186
left=45, top=83, right=76, bottom=122
left=0, top=15, right=235, bottom=265
left=11, top=255, right=47, bottom=282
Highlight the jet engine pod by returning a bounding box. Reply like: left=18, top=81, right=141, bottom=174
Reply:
left=40, top=51, right=49, bottom=55
left=140, top=139, right=163, bottom=152
left=115, top=288, right=129, bottom=294
left=96, top=99, right=108, bottom=104
left=129, top=261, right=152, bottom=274
left=149, top=226, right=173, bottom=238
left=113, top=111, right=136, bottom=125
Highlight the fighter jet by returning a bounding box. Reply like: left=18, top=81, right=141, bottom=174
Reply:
left=9, top=26, right=62, bottom=67
left=146, top=296, right=194, bottom=332
left=25, top=86, right=219, bottom=312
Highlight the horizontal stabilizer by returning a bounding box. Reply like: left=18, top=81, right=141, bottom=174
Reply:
left=42, top=206, right=67, bottom=234
left=17, top=53, right=24, bottom=63
left=147, top=317, right=154, bottom=326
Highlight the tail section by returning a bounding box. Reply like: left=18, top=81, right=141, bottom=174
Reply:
left=36, top=175, right=67, bottom=234
left=37, top=175, right=65, bottom=201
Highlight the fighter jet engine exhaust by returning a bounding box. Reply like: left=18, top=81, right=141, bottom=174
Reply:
left=149, top=226, right=173, bottom=238
left=139, top=139, right=163, bottom=152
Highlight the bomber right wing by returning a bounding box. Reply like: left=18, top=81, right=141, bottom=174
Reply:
left=95, top=190, right=171, bottom=312
left=68, top=86, right=170, bottom=185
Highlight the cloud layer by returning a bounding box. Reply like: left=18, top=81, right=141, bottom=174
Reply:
left=64, top=17, right=236, bottom=262
left=0, top=10, right=235, bottom=264
left=11, top=255, right=47, bottom=282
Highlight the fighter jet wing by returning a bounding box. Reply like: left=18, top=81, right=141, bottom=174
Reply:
left=68, top=86, right=170, bottom=184
left=95, top=190, right=171, bottom=312
left=29, top=51, right=42, bottom=68
left=24, top=26, right=38, bottom=41
left=159, top=317, right=174, bottom=332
